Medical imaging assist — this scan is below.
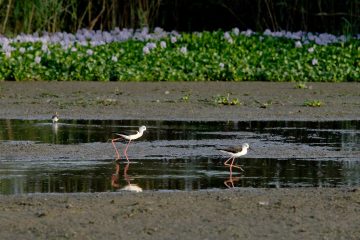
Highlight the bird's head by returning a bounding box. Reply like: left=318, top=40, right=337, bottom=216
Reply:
left=242, top=143, right=250, bottom=150
left=139, top=126, right=147, bottom=132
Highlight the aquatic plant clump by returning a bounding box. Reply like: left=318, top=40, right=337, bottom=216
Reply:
left=0, top=27, right=358, bottom=81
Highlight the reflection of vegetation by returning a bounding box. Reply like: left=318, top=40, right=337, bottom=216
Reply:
left=1, top=154, right=357, bottom=194
left=0, top=119, right=358, bottom=149
left=1, top=119, right=359, bottom=193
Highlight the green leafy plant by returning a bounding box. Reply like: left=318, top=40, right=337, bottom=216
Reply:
left=214, top=93, right=240, bottom=105
left=294, top=82, right=309, bottom=89
left=0, top=30, right=358, bottom=81
left=181, top=93, right=191, bottom=102
left=303, top=99, right=323, bottom=107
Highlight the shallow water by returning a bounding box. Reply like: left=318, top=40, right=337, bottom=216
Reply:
left=0, top=119, right=359, bottom=194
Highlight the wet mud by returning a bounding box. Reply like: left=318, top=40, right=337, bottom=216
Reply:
left=0, top=82, right=360, bottom=239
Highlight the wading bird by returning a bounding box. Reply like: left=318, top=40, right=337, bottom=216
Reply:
left=218, top=143, right=250, bottom=174
left=52, top=112, right=59, bottom=123
left=111, top=125, right=146, bottom=162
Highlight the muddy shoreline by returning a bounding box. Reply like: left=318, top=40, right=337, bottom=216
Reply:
left=0, top=82, right=359, bottom=121
left=0, top=81, right=360, bottom=239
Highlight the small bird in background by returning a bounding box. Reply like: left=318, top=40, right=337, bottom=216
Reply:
left=218, top=143, right=250, bottom=174
left=111, top=125, right=147, bottom=162
left=52, top=112, right=59, bottom=123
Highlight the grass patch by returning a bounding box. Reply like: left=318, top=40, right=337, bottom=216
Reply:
left=303, top=99, right=323, bottom=107
left=214, top=93, right=240, bottom=106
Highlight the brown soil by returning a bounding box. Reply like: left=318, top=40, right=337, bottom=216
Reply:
left=0, top=81, right=359, bottom=240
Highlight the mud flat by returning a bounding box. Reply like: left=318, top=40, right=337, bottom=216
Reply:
left=0, top=81, right=359, bottom=121
left=0, top=81, right=359, bottom=240
left=0, top=189, right=359, bottom=240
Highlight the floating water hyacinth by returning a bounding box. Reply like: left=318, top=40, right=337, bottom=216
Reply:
left=146, top=42, right=156, bottom=50
left=34, top=56, right=41, bottom=64
left=160, top=41, right=167, bottom=49
left=86, top=49, right=94, bottom=55
left=263, top=29, right=355, bottom=45
left=243, top=29, right=253, bottom=37
left=143, top=46, right=150, bottom=55
left=0, top=27, right=357, bottom=48
left=232, top=28, right=240, bottom=36
left=111, top=56, right=118, bottom=62
left=180, top=46, right=187, bottom=54
left=170, top=36, right=177, bottom=44
left=0, top=27, right=358, bottom=81
left=312, top=58, right=318, bottom=65
left=295, top=41, right=302, bottom=48
left=224, top=30, right=240, bottom=43
left=224, top=32, right=231, bottom=40
left=41, top=44, right=48, bottom=52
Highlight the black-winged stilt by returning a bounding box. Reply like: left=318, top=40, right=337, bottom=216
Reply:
left=111, top=125, right=146, bottom=162
left=218, top=143, right=250, bottom=174
left=52, top=112, right=59, bottom=123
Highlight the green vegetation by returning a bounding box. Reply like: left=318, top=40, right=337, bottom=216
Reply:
left=214, top=93, right=240, bottom=106
left=303, top=100, right=324, bottom=107
left=295, top=82, right=309, bottom=89
left=0, top=30, right=358, bottom=81
left=181, top=93, right=191, bottom=102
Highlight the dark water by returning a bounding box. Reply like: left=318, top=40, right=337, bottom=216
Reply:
left=0, top=119, right=359, bottom=194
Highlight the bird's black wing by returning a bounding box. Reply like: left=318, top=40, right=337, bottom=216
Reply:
left=218, top=145, right=243, bottom=153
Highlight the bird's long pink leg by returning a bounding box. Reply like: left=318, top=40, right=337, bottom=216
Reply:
left=123, top=139, right=132, bottom=162
left=111, top=138, right=122, bottom=160
left=231, top=160, right=245, bottom=171
left=225, top=156, right=244, bottom=172
left=224, top=156, right=234, bottom=175
left=224, top=156, right=233, bottom=167
left=232, top=166, right=244, bottom=171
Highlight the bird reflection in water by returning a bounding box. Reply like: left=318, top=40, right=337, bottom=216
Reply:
left=51, top=114, right=59, bottom=144
left=52, top=121, right=58, bottom=135
left=111, top=162, right=142, bottom=192
left=224, top=174, right=241, bottom=189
